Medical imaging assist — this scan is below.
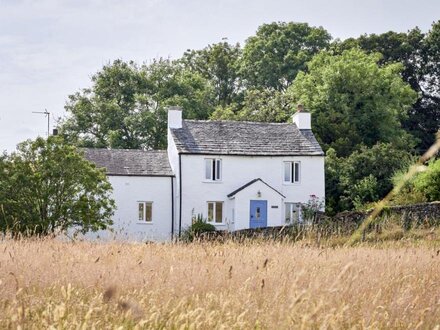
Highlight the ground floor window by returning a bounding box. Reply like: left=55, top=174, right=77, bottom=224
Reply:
left=207, top=201, right=223, bottom=224
left=285, top=202, right=302, bottom=224
left=138, top=201, right=153, bottom=222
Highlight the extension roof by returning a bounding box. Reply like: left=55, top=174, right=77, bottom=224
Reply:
left=83, top=149, right=173, bottom=177
left=227, top=178, right=286, bottom=198
left=171, top=120, right=323, bottom=156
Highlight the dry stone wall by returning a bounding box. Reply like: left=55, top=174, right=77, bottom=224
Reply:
left=231, top=201, right=440, bottom=238
left=328, top=201, right=440, bottom=226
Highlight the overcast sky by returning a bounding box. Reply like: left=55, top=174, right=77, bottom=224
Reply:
left=0, top=0, right=439, bottom=152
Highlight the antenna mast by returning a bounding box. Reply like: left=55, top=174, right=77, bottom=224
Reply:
left=32, top=109, right=50, bottom=136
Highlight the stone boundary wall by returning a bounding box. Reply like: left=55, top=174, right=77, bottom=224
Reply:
left=327, top=201, right=440, bottom=225
left=226, top=201, right=440, bottom=238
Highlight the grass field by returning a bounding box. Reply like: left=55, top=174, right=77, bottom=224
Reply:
left=1, top=238, right=440, bottom=329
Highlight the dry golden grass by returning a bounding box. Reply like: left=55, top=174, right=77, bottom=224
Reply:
left=1, top=238, right=440, bottom=329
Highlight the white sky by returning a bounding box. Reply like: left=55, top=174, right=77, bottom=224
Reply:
left=1, top=0, right=439, bottom=152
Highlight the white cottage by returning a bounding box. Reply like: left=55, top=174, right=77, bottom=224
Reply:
left=84, top=106, right=325, bottom=241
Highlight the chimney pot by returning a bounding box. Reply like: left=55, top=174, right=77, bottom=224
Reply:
left=297, top=104, right=304, bottom=112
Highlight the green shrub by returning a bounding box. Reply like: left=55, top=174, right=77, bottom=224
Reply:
left=390, top=158, right=440, bottom=205
left=301, top=195, right=324, bottom=222
left=181, top=214, right=216, bottom=242
left=413, top=159, right=440, bottom=201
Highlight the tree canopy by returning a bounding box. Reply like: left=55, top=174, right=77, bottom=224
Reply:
left=289, top=48, right=417, bottom=157
left=181, top=41, right=243, bottom=109
left=0, top=137, right=115, bottom=236
left=60, top=59, right=214, bottom=150
left=240, top=22, right=332, bottom=91
left=335, top=21, right=440, bottom=152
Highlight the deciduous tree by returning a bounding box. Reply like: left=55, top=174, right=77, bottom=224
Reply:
left=290, top=48, right=417, bottom=157
left=60, top=59, right=214, bottom=149
left=0, top=137, right=115, bottom=236
left=181, top=41, right=243, bottom=108
left=240, top=22, right=331, bottom=91
left=334, top=21, right=440, bottom=152
left=325, top=144, right=413, bottom=213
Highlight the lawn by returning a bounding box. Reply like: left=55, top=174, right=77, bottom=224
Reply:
left=1, top=238, right=439, bottom=329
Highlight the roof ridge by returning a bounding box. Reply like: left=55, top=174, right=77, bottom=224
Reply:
left=83, top=148, right=167, bottom=153
left=183, top=119, right=294, bottom=126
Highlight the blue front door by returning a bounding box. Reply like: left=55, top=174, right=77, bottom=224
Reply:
left=250, top=200, right=268, bottom=228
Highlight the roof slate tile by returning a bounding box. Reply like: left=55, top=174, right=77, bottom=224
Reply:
left=171, top=120, right=324, bottom=156
left=83, top=149, right=173, bottom=176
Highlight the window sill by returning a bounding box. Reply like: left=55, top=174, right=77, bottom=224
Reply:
left=202, top=180, right=223, bottom=184
left=136, top=222, right=154, bottom=225
left=208, top=222, right=227, bottom=226
left=283, top=182, right=301, bottom=186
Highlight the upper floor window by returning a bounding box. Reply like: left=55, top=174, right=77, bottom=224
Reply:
left=205, top=158, right=222, bottom=181
left=284, top=161, right=300, bottom=183
left=138, top=201, right=152, bottom=222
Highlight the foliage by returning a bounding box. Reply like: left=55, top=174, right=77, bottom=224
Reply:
left=181, top=41, right=243, bottom=108
left=390, top=186, right=428, bottom=206
left=301, top=195, right=324, bottom=222
left=209, top=103, right=241, bottom=121
left=323, top=148, right=343, bottom=215
left=59, top=59, right=214, bottom=149
left=240, top=22, right=331, bottom=91
left=389, top=158, right=440, bottom=205
left=0, top=137, right=115, bottom=236
left=334, top=21, right=440, bottom=152
left=325, top=144, right=413, bottom=214
left=181, top=214, right=216, bottom=241
left=389, top=168, right=427, bottom=206
left=235, top=88, right=291, bottom=122
left=413, top=159, right=440, bottom=202
left=289, top=48, right=417, bottom=157
left=211, top=88, right=295, bottom=122
left=351, top=175, right=380, bottom=210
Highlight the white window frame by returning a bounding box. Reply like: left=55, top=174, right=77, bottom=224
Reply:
left=285, top=202, right=302, bottom=224
left=137, top=201, right=153, bottom=223
left=207, top=201, right=224, bottom=224
left=204, top=158, right=222, bottom=182
left=283, top=161, right=301, bottom=184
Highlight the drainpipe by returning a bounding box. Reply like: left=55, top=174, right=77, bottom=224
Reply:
left=179, top=154, right=182, bottom=237
left=170, top=176, right=174, bottom=240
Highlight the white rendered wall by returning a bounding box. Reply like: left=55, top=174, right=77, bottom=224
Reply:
left=85, top=175, right=174, bottom=241
left=179, top=154, right=325, bottom=232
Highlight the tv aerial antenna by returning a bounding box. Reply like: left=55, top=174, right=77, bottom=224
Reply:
left=32, top=109, right=50, bottom=136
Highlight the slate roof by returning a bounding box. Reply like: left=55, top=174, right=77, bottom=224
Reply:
left=227, top=178, right=286, bottom=198
left=171, top=120, right=324, bottom=156
left=83, top=149, right=173, bottom=176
